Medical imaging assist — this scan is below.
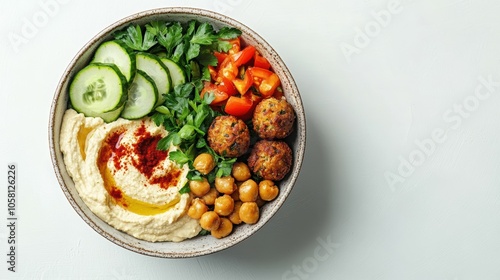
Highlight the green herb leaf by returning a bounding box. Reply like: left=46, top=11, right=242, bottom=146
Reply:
left=116, top=24, right=157, bottom=51
left=217, top=27, right=242, bottom=39
left=157, top=135, right=172, bottom=150
left=190, top=22, right=218, bottom=45
left=186, top=21, right=197, bottom=37
left=187, top=170, right=204, bottom=181
left=194, top=106, right=210, bottom=128
left=156, top=22, right=183, bottom=56
left=171, top=41, right=185, bottom=63
left=216, top=157, right=237, bottom=178
left=169, top=150, right=190, bottom=165
left=198, top=229, right=211, bottom=236
left=189, top=61, right=201, bottom=80
left=142, top=28, right=158, bottom=50
left=151, top=112, right=165, bottom=127
left=155, top=105, right=172, bottom=117
left=186, top=43, right=200, bottom=61
left=145, top=21, right=167, bottom=36
left=215, top=40, right=232, bottom=53
left=178, top=124, right=196, bottom=141
left=179, top=182, right=190, bottom=194
left=196, top=51, right=218, bottom=67
left=157, top=132, right=181, bottom=150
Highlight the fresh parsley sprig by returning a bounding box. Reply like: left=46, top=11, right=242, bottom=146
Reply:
left=114, top=24, right=157, bottom=51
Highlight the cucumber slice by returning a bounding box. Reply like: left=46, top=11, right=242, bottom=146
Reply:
left=136, top=53, right=171, bottom=107
left=160, top=58, right=186, bottom=87
left=92, top=40, right=135, bottom=82
left=99, top=104, right=125, bottom=123
left=69, top=63, right=127, bottom=117
left=121, top=70, right=157, bottom=119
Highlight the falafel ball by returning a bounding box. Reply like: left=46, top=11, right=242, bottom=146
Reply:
left=247, top=140, right=293, bottom=181
left=207, top=115, right=250, bottom=157
left=252, top=97, right=295, bottom=139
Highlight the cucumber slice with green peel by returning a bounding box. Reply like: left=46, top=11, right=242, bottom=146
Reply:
left=160, top=58, right=186, bottom=87
left=121, top=70, right=158, bottom=120
left=135, top=52, right=171, bottom=107
left=69, top=63, right=127, bottom=117
left=98, top=104, right=125, bottom=123
left=92, top=40, right=135, bottom=82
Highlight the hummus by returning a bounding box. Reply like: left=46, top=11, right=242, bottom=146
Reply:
left=59, top=109, right=201, bottom=242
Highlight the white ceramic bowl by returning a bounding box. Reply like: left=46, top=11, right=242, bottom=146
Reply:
left=49, top=7, right=306, bottom=258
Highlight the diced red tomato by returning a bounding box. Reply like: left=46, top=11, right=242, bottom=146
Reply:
left=248, top=91, right=263, bottom=104
left=232, top=46, right=256, bottom=67
left=217, top=77, right=237, bottom=96
left=246, top=67, right=281, bottom=97
left=254, top=53, right=271, bottom=69
left=208, top=65, right=218, bottom=81
left=258, top=73, right=280, bottom=97
left=226, top=37, right=241, bottom=54
left=237, top=92, right=263, bottom=120
left=224, top=95, right=254, bottom=119
left=213, top=52, right=228, bottom=66
left=232, top=70, right=253, bottom=95
left=218, top=56, right=238, bottom=81
left=207, top=39, right=281, bottom=118
left=247, top=66, right=274, bottom=79
left=200, top=82, right=229, bottom=105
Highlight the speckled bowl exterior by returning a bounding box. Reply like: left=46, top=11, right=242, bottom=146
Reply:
left=49, top=7, right=306, bottom=258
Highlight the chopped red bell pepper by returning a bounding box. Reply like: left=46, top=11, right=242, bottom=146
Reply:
left=232, top=45, right=256, bottom=67
left=232, top=70, right=253, bottom=95
left=217, top=77, right=237, bottom=96
left=217, top=56, right=238, bottom=81
left=246, top=67, right=281, bottom=97
left=254, top=53, right=271, bottom=69
left=226, top=37, right=241, bottom=54
left=224, top=95, right=254, bottom=119
left=258, top=73, right=280, bottom=97
left=208, top=65, right=218, bottom=81
left=213, top=52, right=228, bottom=66
left=200, top=82, right=229, bottom=105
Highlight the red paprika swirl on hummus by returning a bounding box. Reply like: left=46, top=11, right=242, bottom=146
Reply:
left=98, top=124, right=182, bottom=215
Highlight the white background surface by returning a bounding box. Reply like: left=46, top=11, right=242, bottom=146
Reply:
left=2, top=0, right=500, bottom=279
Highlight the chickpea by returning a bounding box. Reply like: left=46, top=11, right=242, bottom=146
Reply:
left=259, top=180, right=279, bottom=201
left=239, top=202, right=260, bottom=224
left=230, top=187, right=240, bottom=201
left=228, top=201, right=243, bottom=225
left=215, top=176, right=236, bottom=194
left=189, top=178, right=211, bottom=197
left=211, top=218, right=233, bottom=239
left=187, top=198, right=208, bottom=219
left=199, top=211, right=221, bottom=231
left=214, top=194, right=234, bottom=216
left=193, top=153, right=215, bottom=175
left=231, top=162, right=251, bottom=181
left=238, top=179, right=259, bottom=202
left=201, top=187, right=219, bottom=205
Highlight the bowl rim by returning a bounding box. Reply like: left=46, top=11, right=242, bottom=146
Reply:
left=49, top=6, right=306, bottom=258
